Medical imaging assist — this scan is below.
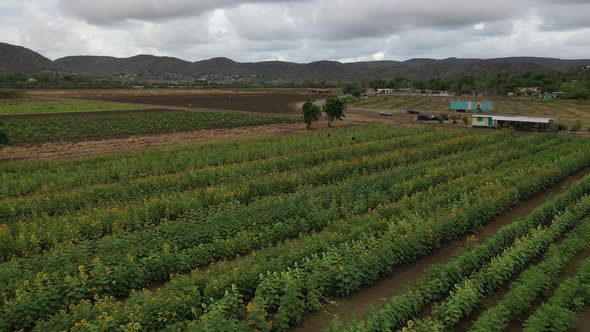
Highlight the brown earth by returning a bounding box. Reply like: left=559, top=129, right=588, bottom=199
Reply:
left=292, top=166, right=590, bottom=332
left=64, top=92, right=324, bottom=115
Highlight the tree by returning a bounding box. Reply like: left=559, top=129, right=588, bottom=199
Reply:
left=323, top=95, right=347, bottom=127
left=301, top=99, right=321, bottom=129
left=560, top=83, right=589, bottom=99
left=0, top=121, right=8, bottom=145
left=350, top=88, right=364, bottom=98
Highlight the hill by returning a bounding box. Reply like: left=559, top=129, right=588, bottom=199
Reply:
left=0, top=43, right=54, bottom=74
left=1, top=42, right=590, bottom=82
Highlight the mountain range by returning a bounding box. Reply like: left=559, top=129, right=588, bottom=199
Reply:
left=1, top=42, right=589, bottom=82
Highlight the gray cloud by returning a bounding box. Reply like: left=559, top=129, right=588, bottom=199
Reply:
left=2, top=0, right=589, bottom=62
left=58, top=0, right=309, bottom=25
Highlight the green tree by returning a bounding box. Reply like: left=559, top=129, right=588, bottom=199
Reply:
left=301, top=99, right=322, bottom=129
left=560, top=82, right=589, bottom=99
left=0, top=121, right=8, bottom=145
left=323, top=95, right=347, bottom=127
left=350, top=88, right=364, bottom=98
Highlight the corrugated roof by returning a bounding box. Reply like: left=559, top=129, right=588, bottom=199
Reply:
left=471, top=114, right=554, bottom=124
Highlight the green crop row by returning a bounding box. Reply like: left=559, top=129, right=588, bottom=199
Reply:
left=0, top=125, right=426, bottom=198
left=0, top=135, right=524, bottom=329
left=25, top=139, right=590, bottom=331
left=413, top=197, right=590, bottom=330
left=329, top=175, right=590, bottom=332
left=0, top=110, right=298, bottom=143
left=0, top=133, right=538, bottom=301
left=1, top=132, right=491, bottom=259
left=235, top=149, right=590, bottom=332
left=470, top=217, right=590, bottom=332
left=0, top=129, right=472, bottom=222
left=523, top=255, right=590, bottom=332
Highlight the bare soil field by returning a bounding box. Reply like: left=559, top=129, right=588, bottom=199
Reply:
left=58, top=92, right=324, bottom=115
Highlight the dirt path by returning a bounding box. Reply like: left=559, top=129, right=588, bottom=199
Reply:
left=291, top=166, right=590, bottom=332
left=575, top=306, right=590, bottom=331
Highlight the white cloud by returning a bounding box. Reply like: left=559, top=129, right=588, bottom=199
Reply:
left=372, top=52, right=385, bottom=61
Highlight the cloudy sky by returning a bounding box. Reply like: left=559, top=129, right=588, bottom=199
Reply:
left=1, top=0, right=589, bottom=63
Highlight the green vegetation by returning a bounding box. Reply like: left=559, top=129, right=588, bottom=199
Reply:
left=0, top=100, right=147, bottom=115
left=301, top=99, right=321, bottom=128
left=0, top=125, right=588, bottom=331
left=323, top=95, right=347, bottom=127
left=0, top=111, right=297, bottom=143
left=330, top=176, right=590, bottom=332
left=0, top=89, right=27, bottom=99
left=0, top=120, right=8, bottom=145
left=366, top=70, right=590, bottom=98
left=524, top=255, right=590, bottom=332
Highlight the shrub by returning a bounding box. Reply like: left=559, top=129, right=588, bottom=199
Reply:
left=0, top=89, right=28, bottom=99
left=571, top=120, right=582, bottom=132
left=301, top=99, right=321, bottom=129
left=0, top=123, right=8, bottom=145
left=557, top=123, right=568, bottom=132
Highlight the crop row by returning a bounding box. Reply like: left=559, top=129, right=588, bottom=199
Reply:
left=470, top=217, right=590, bottom=332
left=2, top=110, right=298, bottom=143
left=408, top=196, right=590, bottom=330
left=0, top=129, right=472, bottom=222
left=232, top=151, right=590, bottom=331
left=24, top=140, right=590, bottom=331
left=329, top=175, right=590, bottom=332
left=524, top=254, right=590, bottom=332
left=0, top=135, right=531, bottom=329
left=0, top=134, right=518, bottom=288
left=0, top=125, right=427, bottom=198
left=0, top=132, right=496, bottom=259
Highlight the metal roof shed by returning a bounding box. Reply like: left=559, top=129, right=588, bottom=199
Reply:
left=471, top=115, right=556, bottom=132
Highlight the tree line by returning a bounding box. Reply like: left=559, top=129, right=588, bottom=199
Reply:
left=342, top=68, right=590, bottom=99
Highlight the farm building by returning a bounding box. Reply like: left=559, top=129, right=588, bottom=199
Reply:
left=539, top=92, right=565, bottom=100
left=310, top=89, right=330, bottom=95
left=450, top=101, right=493, bottom=112
left=514, top=87, right=543, bottom=96
left=376, top=88, right=394, bottom=95
left=472, top=114, right=556, bottom=132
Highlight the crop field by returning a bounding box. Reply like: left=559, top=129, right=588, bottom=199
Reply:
left=0, top=109, right=297, bottom=143
left=350, top=95, right=590, bottom=130
left=0, top=124, right=589, bottom=331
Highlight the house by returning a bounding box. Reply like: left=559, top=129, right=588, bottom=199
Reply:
left=364, top=89, right=377, bottom=96
left=376, top=88, right=394, bottom=95
left=514, top=87, right=543, bottom=97
left=552, top=91, right=565, bottom=98
left=310, top=89, right=330, bottom=95
left=472, top=114, right=555, bottom=132
left=450, top=101, right=493, bottom=112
